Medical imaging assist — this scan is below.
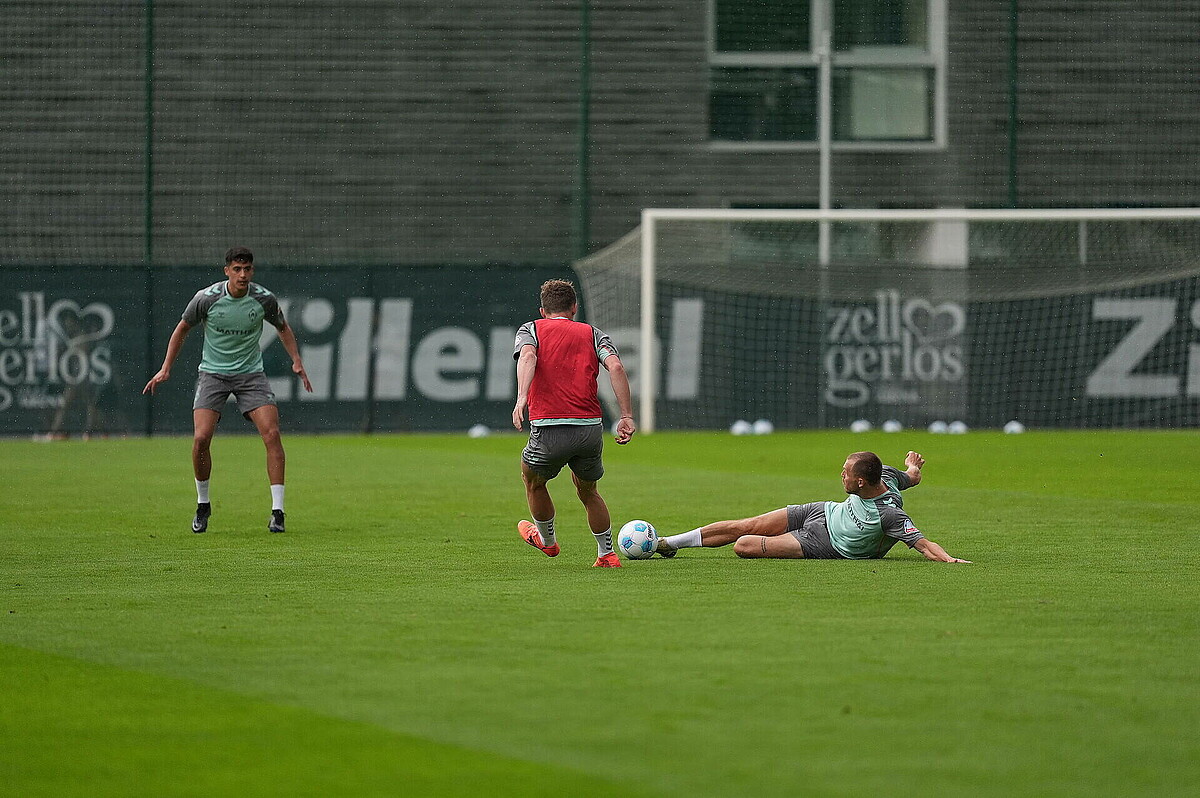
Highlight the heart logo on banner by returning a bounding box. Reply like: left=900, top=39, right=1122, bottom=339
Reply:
left=46, top=299, right=115, bottom=351
left=901, top=298, right=965, bottom=343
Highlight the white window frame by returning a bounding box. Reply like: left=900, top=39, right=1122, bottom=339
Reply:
left=707, top=0, right=947, bottom=152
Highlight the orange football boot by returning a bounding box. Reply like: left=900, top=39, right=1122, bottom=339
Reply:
left=518, top=520, right=560, bottom=557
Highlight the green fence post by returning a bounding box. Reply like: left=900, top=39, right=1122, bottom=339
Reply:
left=575, top=0, right=592, bottom=260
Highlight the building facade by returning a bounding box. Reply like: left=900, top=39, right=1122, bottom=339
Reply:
left=2, top=1, right=1197, bottom=269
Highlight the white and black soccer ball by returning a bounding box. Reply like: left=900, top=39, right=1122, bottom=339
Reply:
left=617, top=519, right=658, bottom=560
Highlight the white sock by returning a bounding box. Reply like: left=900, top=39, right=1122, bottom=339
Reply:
left=534, top=516, right=556, bottom=546
left=663, top=528, right=704, bottom=550
left=270, top=484, right=285, bottom=512
left=196, top=479, right=210, bottom=504
left=593, top=527, right=614, bottom=556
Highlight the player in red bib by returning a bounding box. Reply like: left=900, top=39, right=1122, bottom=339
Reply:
left=512, top=280, right=636, bottom=567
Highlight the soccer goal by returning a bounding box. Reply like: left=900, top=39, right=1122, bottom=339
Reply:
left=574, top=208, right=1200, bottom=432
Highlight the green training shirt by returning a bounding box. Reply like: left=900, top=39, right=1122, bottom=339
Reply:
left=823, top=465, right=924, bottom=559
left=182, top=281, right=286, bottom=375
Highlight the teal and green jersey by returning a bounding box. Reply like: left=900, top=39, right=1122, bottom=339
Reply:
left=823, top=465, right=924, bottom=559
left=182, top=281, right=286, bottom=375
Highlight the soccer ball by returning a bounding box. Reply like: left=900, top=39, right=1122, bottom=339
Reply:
left=1004, top=420, right=1026, bottom=434
left=849, top=419, right=872, bottom=433
left=882, top=419, right=903, bottom=433
left=617, top=520, right=658, bottom=560
left=729, top=419, right=753, bottom=435
left=948, top=420, right=969, bottom=434
left=927, top=420, right=948, bottom=434
left=752, top=418, right=775, bottom=435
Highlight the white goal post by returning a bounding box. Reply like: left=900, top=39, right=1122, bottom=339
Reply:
left=578, top=207, right=1200, bottom=432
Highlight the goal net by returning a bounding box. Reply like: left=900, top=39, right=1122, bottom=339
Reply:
left=575, top=209, right=1200, bottom=431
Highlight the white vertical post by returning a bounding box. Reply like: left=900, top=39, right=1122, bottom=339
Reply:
left=816, top=24, right=833, bottom=428
left=818, top=28, right=832, bottom=266
left=639, top=209, right=657, bottom=433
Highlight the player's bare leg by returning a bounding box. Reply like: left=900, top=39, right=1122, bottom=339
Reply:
left=732, top=533, right=806, bottom=559
left=519, top=463, right=559, bottom=556
left=658, top=508, right=791, bottom=554
left=192, top=409, right=219, bottom=481
left=571, top=473, right=611, bottom=536
left=191, top=409, right=220, bottom=532
left=247, top=404, right=287, bottom=532
left=692, top=508, right=790, bottom=546
left=247, top=405, right=284, bottom=484
left=572, top=473, right=619, bottom=567
left=521, top=462, right=554, bottom=521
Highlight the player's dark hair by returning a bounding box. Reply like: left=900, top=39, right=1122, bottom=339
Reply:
left=225, top=246, right=254, bottom=265
left=848, top=451, right=883, bottom=485
left=540, top=279, right=577, bottom=314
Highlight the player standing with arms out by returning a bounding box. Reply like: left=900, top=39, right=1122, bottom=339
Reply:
left=512, top=279, right=636, bottom=567
left=143, top=246, right=312, bottom=534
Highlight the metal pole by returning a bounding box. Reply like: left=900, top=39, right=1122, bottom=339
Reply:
left=639, top=210, right=656, bottom=433
left=144, top=0, right=154, bottom=267
left=816, top=26, right=832, bottom=429
left=575, top=0, right=592, bottom=260
left=1007, top=0, right=1019, bottom=208
left=818, top=28, right=832, bottom=266
left=144, top=0, right=155, bottom=436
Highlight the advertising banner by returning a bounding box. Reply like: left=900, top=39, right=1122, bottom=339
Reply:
left=2, top=266, right=573, bottom=437
left=0, top=269, right=149, bottom=438
left=4, top=267, right=1196, bottom=435
left=649, top=275, right=1200, bottom=429
left=966, top=276, right=1200, bottom=428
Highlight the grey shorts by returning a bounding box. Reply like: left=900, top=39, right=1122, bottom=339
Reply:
left=193, top=371, right=276, bottom=416
left=522, top=423, right=604, bottom=482
left=786, top=503, right=847, bottom=560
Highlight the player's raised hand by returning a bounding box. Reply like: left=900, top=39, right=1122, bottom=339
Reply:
left=143, top=368, right=170, bottom=395
left=906, top=450, right=925, bottom=469
left=293, top=361, right=313, bottom=393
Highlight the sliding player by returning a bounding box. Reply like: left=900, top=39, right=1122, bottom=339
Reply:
left=656, top=451, right=970, bottom=562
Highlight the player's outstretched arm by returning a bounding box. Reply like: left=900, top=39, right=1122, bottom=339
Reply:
left=512, top=345, right=537, bottom=431
left=276, top=322, right=313, bottom=393
left=143, top=320, right=191, bottom=395
left=904, top=450, right=925, bottom=486
left=914, top=537, right=970, bottom=563
left=603, top=354, right=635, bottom=444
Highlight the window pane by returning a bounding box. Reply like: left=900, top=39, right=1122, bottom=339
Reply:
left=832, top=68, right=932, bottom=140
left=715, top=0, right=810, bottom=53
left=710, top=67, right=818, bottom=142
left=834, top=0, right=928, bottom=50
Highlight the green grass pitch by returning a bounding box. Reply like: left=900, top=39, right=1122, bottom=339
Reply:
left=1, top=429, right=1198, bottom=796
